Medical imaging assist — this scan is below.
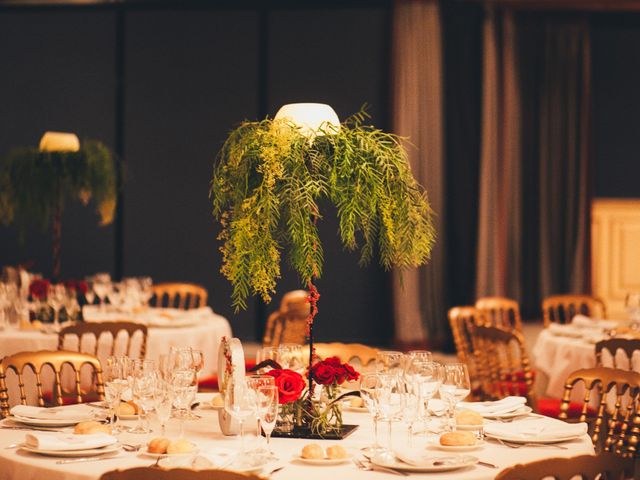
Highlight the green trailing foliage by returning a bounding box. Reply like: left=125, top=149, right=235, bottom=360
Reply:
left=210, top=108, right=435, bottom=311
left=0, top=140, right=117, bottom=233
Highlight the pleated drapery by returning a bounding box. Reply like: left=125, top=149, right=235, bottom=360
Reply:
left=391, top=0, right=446, bottom=344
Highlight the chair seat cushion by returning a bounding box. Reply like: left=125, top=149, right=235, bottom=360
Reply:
left=537, top=397, right=596, bottom=418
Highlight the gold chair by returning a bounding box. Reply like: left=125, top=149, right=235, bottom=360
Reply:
left=313, top=342, right=379, bottom=366
left=470, top=324, right=535, bottom=405
left=101, top=467, right=262, bottom=480
left=596, top=338, right=640, bottom=371
left=542, top=294, right=607, bottom=327
left=448, top=306, right=478, bottom=368
left=151, top=283, right=208, bottom=309
left=263, top=290, right=310, bottom=347
left=475, top=296, right=523, bottom=331
left=495, top=452, right=635, bottom=480
left=559, top=367, right=640, bottom=457
left=0, top=350, right=105, bottom=418
left=58, top=321, right=148, bottom=360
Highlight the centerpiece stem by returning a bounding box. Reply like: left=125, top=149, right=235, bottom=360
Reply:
left=306, top=279, right=320, bottom=405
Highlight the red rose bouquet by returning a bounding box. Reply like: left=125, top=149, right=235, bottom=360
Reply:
left=267, top=368, right=305, bottom=404
left=29, top=279, right=50, bottom=300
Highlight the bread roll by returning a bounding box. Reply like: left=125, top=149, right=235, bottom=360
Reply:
left=439, top=431, right=476, bottom=446
left=211, top=394, right=224, bottom=407
left=349, top=396, right=364, bottom=407
left=456, top=409, right=483, bottom=426
left=73, top=421, right=112, bottom=435
left=326, top=445, right=348, bottom=459
left=301, top=443, right=324, bottom=459
left=147, top=437, right=170, bottom=454
left=116, top=401, right=138, bottom=416
left=167, top=438, right=195, bottom=454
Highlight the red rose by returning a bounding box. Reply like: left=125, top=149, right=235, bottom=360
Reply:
left=311, top=362, right=337, bottom=385
left=267, top=368, right=305, bottom=404
left=324, top=356, right=342, bottom=367
left=343, top=363, right=360, bottom=382
left=29, top=279, right=50, bottom=300
left=76, top=281, right=88, bottom=295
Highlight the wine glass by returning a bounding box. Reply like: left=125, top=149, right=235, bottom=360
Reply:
left=257, top=385, right=278, bottom=459
left=360, top=373, right=385, bottom=454
left=405, top=359, right=441, bottom=434
left=246, top=375, right=276, bottom=450
left=170, top=369, right=197, bottom=438
left=376, top=351, right=405, bottom=376
left=104, top=356, right=129, bottom=433
left=402, top=381, right=421, bottom=447
left=130, top=359, right=156, bottom=434
left=625, top=293, right=640, bottom=329
left=224, top=378, right=257, bottom=453
left=47, top=284, right=66, bottom=332
left=439, top=363, right=471, bottom=431
left=377, top=373, right=404, bottom=452
left=154, top=382, right=173, bottom=436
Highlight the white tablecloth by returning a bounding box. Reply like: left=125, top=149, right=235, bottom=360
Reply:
left=0, top=394, right=595, bottom=480
left=532, top=328, right=640, bottom=398
left=0, top=309, right=231, bottom=405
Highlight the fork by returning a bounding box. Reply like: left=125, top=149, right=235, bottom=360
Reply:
left=353, top=458, right=409, bottom=476
left=494, top=437, right=568, bottom=450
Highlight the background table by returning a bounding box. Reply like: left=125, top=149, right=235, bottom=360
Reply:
left=0, top=394, right=595, bottom=480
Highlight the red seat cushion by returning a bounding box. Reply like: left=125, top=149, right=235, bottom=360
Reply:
left=41, top=390, right=102, bottom=406
left=537, top=397, right=596, bottom=418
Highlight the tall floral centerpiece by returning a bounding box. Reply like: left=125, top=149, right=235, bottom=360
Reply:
left=210, top=103, right=435, bottom=434
left=0, top=132, right=116, bottom=281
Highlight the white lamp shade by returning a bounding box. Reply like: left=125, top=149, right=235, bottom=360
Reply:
left=274, top=103, right=340, bottom=137
left=39, top=131, right=80, bottom=153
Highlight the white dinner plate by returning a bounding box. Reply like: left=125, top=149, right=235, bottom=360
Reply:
left=140, top=447, right=200, bottom=458
left=482, top=406, right=533, bottom=419
left=20, top=443, right=120, bottom=457
left=10, top=415, right=94, bottom=427
left=431, top=440, right=485, bottom=452
left=341, top=404, right=368, bottom=413
left=485, top=432, right=582, bottom=444
left=372, top=453, right=478, bottom=473
left=293, top=454, right=352, bottom=465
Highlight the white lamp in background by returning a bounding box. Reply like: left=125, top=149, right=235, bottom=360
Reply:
left=39, top=131, right=80, bottom=153
left=274, top=103, right=340, bottom=138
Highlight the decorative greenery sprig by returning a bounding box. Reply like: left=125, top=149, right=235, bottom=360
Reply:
left=210, top=108, right=435, bottom=311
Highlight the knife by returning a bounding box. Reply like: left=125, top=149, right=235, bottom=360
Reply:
left=0, top=426, right=66, bottom=433
left=56, top=455, right=123, bottom=465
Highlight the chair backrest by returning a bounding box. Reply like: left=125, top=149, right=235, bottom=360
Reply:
left=263, top=290, right=310, bottom=347
left=448, top=306, right=478, bottom=366
left=595, top=338, right=640, bottom=371
left=100, top=467, right=262, bottom=480
left=58, top=321, right=148, bottom=360
left=542, top=294, right=607, bottom=327
left=559, top=366, right=640, bottom=457
left=495, top=452, right=634, bottom=480
left=0, top=350, right=104, bottom=418
left=475, top=296, right=523, bottom=331
left=151, top=283, right=208, bottom=309
left=314, top=342, right=379, bottom=367
left=470, top=324, right=535, bottom=404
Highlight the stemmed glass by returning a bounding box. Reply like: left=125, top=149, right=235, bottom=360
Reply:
left=170, top=369, right=197, bottom=438
left=130, top=359, right=157, bottom=434
left=47, top=284, right=66, bottom=332
left=360, top=373, right=385, bottom=454
left=104, top=356, right=129, bottom=433
left=405, top=359, right=441, bottom=434
left=376, top=351, right=405, bottom=376
left=377, top=373, right=404, bottom=452
left=246, top=375, right=275, bottom=451
left=256, top=385, right=278, bottom=459
left=224, top=377, right=257, bottom=453
left=625, top=293, right=640, bottom=329
left=154, top=382, right=173, bottom=436
left=402, top=381, right=421, bottom=447
left=439, top=363, right=471, bottom=431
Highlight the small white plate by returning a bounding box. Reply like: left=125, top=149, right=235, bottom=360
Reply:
left=20, top=443, right=120, bottom=457
left=432, top=440, right=485, bottom=452
left=373, top=453, right=478, bottom=473
left=293, top=454, right=352, bottom=465
left=10, top=415, right=94, bottom=427
left=482, top=406, right=533, bottom=419
left=140, top=447, right=199, bottom=458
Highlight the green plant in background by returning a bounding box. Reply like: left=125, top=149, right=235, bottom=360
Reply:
left=210, top=108, right=435, bottom=312
left=0, top=139, right=116, bottom=280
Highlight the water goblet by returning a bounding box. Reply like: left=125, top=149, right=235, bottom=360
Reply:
left=170, top=369, right=197, bottom=438
left=224, top=378, right=257, bottom=453
left=405, top=359, right=441, bottom=434
left=439, top=363, right=471, bottom=431
left=377, top=372, right=405, bottom=452
left=104, top=356, right=129, bottom=433
left=376, top=351, right=405, bottom=376
left=360, top=373, right=385, bottom=454
left=625, top=292, right=640, bottom=329
left=130, top=359, right=156, bottom=434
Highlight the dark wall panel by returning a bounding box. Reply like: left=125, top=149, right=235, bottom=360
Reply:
left=267, top=7, right=392, bottom=344
left=592, top=14, right=640, bottom=198
left=123, top=10, right=259, bottom=338
left=0, top=11, right=116, bottom=280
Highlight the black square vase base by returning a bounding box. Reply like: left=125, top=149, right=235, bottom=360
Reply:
left=270, top=424, right=359, bottom=440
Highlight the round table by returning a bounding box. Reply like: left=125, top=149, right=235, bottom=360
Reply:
left=0, top=394, right=595, bottom=480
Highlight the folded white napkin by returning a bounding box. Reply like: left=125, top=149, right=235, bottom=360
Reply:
left=394, top=449, right=455, bottom=467
left=484, top=417, right=587, bottom=441
left=458, top=396, right=526, bottom=416
left=24, top=432, right=117, bottom=451
left=11, top=405, right=95, bottom=421
left=572, top=314, right=618, bottom=330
